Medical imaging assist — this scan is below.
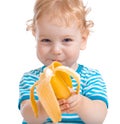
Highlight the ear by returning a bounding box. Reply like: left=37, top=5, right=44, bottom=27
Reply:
left=80, top=30, right=89, bottom=50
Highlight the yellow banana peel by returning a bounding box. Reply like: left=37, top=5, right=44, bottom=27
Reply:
left=30, top=61, right=80, bottom=123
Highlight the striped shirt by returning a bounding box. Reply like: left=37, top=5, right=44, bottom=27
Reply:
left=18, top=64, right=108, bottom=124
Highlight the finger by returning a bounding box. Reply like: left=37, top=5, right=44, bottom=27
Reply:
left=60, top=103, right=70, bottom=112
left=67, top=94, right=77, bottom=104
left=58, top=99, right=66, bottom=105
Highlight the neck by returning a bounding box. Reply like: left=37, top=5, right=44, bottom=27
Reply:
left=70, top=63, right=78, bottom=71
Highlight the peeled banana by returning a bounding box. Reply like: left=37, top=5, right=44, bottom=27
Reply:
left=30, top=61, right=80, bottom=123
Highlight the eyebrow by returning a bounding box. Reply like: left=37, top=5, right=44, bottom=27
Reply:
left=38, top=34, right=75, bottom=39
left=38, top=34, right=47, bottom=37
left=63, top=35, right=75, bottom=38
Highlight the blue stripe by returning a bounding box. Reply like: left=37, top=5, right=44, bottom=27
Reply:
left=45, top=116, right=85, bottom=123
left=89, top=95, right=108, bottom=108
left=18, top=95, right=39, bottom=109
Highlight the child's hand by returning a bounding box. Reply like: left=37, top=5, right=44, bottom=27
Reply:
left=58, top=89, right=82, bottom=114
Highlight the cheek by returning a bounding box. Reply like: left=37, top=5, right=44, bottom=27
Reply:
left=66, top=47, right=80, bottom=59
left=36, top=45, right=50, bottom=59
left=36, top=44, right=45, bottom=53
left=36, top=45, right=44, bottom=58
left=68, top=45, right=80, bottom=55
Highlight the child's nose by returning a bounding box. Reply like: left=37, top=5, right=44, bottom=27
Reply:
left=52, top=43, right=62, bottom=55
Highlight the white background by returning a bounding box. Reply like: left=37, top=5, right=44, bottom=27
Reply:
left=0, top=0, right=119, bottom=123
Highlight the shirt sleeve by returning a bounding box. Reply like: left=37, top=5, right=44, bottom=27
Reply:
left=18, top=70, right=39, bottom=110
left=82, top=69, right=108, bottom=108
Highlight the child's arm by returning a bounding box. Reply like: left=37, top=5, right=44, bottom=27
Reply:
left=20, top=100, right=48, bottom=124
left=59, top=94, right=107, bottom=124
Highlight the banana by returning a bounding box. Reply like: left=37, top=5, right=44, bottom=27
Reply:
left=30, top=61, right=80, bottom=123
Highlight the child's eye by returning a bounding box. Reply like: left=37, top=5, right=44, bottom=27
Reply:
left=63, top=38, right=73, bottom=42
left=41, top=39, right=51, bottom=42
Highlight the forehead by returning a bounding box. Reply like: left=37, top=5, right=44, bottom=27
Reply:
left=34, top=15, right=82, bottom=40
left=35, top=14, right=79, bottom=33
left=36, top=12, right=79, bottom=29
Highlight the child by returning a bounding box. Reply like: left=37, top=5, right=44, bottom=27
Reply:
left=18, top=0, right=108, bottom=124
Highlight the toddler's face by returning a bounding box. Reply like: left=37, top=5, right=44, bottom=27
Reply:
left=34, top=15, right=87, bottom=69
